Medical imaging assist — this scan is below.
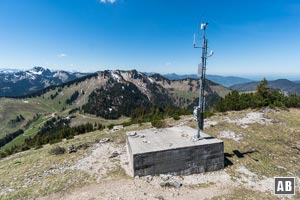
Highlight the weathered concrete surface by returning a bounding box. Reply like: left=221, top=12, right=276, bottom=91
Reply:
left=126, top=126, right=224, bottom=176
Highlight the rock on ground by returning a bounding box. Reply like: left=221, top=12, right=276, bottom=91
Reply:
left=223, top=112, right=273, bottom=128
left=219, top=130, right=243, bottom=142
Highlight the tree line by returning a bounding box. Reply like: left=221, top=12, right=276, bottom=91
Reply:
left=82, top=80, right=151, bottom=119
left=0, top=117, right=104, bottom=158
left=0, top=129, right=24, bottom=148
left=214, top=79, right=300, bottom=112
left=8, top=114, right=25, bottom=127
left=66, top=91, right=79, bottom=105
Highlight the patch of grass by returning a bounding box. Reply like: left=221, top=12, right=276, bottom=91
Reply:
left=155, top=195, right=165, bottom=200
left=106, top=163, right=129, bottom=179
left=173, top=90, right=198, bottom=100
left=0, top=129, right=100, bottom=199
left=48, top=146, right=66, bottom=155
left=13, top=160, right=22, bottom=164
left=212, top=188, right=276, bottom=200
left=151, top=120, right=167, bottom=128
left=202, top=108, right=300, bottom=178
left=185, top=182, right=215, bottom=188
left=1, top=116, right=48, bottom=151
left=173, top=115, right=180, bottom=120
left=210, top=85, right=231, bottom=98
left=179, top=108, right=300, bottom=179
left=1, top=124, right=143, bottom=198
left=1, top=169, right=93, bottom=200
left=0, top=98, right=50, bottom=140
left=70, top=113, right=130, bottom=127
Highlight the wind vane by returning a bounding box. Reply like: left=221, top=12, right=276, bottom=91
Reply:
left=193, top=22, right=214, bottom=140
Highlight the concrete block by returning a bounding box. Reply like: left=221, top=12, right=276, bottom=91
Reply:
left=126, top=126, right=224, bottom=176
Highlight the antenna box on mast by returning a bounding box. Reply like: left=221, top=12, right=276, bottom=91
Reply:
left=198, top=63, right=203, bottom=75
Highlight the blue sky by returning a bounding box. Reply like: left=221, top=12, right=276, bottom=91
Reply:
left=0, top=0, right=300, bottom=79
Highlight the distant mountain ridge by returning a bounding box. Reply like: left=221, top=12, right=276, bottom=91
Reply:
left=1, top=69, right=230, bottom=118
left=0, top=67, right=89, bottom=97
left=230, top=79, right=300, bottom=95
left=0, top=68, right=20, bottom=74
left=154, top=73, right=253, bottom=87
left=81, top=70, right=230, bottom=119
left=148, top=73, right=230, bottom=109
left=1, top=67, right=235, bottom=98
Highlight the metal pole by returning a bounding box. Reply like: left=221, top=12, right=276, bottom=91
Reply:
left=194, top=23, right=209, bottom=140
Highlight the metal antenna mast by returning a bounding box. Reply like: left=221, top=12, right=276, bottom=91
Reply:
left=193, top=22, right=214, bottom=140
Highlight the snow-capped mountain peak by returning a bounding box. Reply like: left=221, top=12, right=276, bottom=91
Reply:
left=29, top=67, right=45, bottom=75
left=0, top=67, right=90, bottom=97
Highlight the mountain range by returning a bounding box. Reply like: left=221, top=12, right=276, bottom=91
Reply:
left=0, top=69, right=230, bottom=148
left=0, top=67, right=246, bottom=97
left=52, top=70, right=230, bottom=119
left=1, top=67, right=300, bottom=98
left=230, top=79, right=300, bottom=95
left=160, top=73, right=253, bottom=87
left=0, top=67, right=89, bottom=97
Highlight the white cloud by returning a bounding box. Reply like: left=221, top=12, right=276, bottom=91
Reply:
left=57, top=53, right=67, bottom=58
left=99, top=0, right=116, bottom=4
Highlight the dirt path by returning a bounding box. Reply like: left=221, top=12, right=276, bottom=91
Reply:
left=37, top=177, right=230, bottom=200
left=36, top=142, right=232, bottom=200
left=36, top=142, right=277, bottom=200
left=77, top=113, right=102, bottom=121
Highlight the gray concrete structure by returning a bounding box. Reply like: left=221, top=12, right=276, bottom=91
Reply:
left=126, top=126, right=224, bottom=176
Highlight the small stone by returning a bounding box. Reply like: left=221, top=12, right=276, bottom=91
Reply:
left=160, top=174, right=172, bottom=181
left=112, top=125, right=124, bottom=132
left=99, top=138, right=111, bottom=143
left=154, top=195, right=165, bottom=200
left=128, top=131, right=137, bottom=137
left=146, top=175, right=153, bottom=182
left=77, top=143, right=89, bottom=149
left=68, top=145, right=77, bottom=153
left=160, top=181, right=182, bottom=188
left=276, top=166, right=287, bottom=170
left=109, top=151, right=119, bottom=158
